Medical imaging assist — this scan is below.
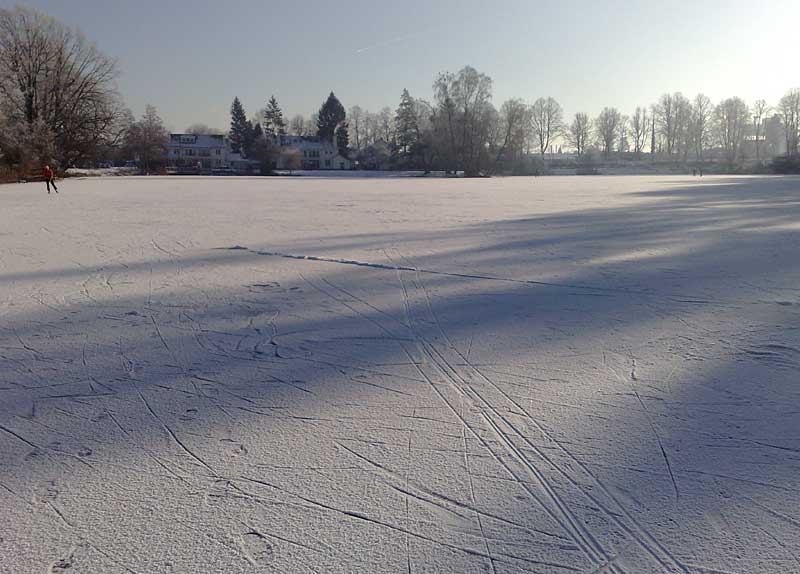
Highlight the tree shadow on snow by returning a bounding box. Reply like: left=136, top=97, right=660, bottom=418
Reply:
left=1, top=176, right=799, bottom=572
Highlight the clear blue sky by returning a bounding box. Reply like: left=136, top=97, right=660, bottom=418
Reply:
left=10, top=0, right=799, bottom=131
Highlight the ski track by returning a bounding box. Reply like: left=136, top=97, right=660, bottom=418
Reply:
left=1, top=175, right=799, bottom=573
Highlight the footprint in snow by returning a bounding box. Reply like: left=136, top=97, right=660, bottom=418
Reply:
left=230, top=443, right=248, bottom=457
left=90, top=412, right=109, bottom=423
left=49, top=547, right=75, bottom=573
left=35, top=481, right=59, bottom=504
left=179, top=408, right=198, bottom=422
left=238, top=531, right=274, bottom=565
left=220, top=439, right=248, bottom=457
left=49, top=557, right=73, bottom=573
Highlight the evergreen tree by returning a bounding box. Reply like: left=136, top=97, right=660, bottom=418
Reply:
left=263, top=96, right=287, bottom=138
left=335, top=123, right=349, bottom=157
left=252, top=122, right=264, bottom=141
left=243, top=120, right=257, bottom=157
left=395, top=89, right=418, bottom=155
left=317, top=92, right=346, bottom=142
left=229, top=97, right=250, bottom=154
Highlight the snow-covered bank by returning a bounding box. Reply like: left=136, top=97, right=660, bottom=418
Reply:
left=1, top=175, right=799, bottom=573
left=64, top=167, right=139, bottom=178
left=272, top=169, right=460, bottom=178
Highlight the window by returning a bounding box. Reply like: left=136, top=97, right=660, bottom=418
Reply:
left=325, top=159, right=331, bottom=167
left=215, top=149, right=221, bottom=155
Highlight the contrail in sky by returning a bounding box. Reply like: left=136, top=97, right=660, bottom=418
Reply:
left=355, top=26, right=442, bottom=54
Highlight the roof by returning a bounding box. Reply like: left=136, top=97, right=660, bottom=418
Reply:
left=169, top=133, right=227, bottom=147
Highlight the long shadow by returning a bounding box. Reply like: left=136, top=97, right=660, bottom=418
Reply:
left=2, top=176, right=799, bottom=573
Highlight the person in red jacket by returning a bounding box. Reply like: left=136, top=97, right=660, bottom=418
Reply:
left=43, top=165, right=58, bottom=194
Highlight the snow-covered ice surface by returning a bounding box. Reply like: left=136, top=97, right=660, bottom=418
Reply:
left=1, top=175, right=799, bottom=573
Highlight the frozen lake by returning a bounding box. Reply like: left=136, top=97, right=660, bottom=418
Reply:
left=1, top=175, right=799, bottom=573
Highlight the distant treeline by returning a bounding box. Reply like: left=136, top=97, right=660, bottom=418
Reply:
left=1, top=5, right=798, bottom=178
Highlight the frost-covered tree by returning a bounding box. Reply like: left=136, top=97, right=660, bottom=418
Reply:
left=530, top=97, right=563, bottom=157
left=689, top=94, right=713, bottom=162
left=714, top=97, right=749, bottom=169
left=778, top=89, right=800, bottom=157
left=289, top=114, right=306, bottom=136
left=654, top=93, right=691, bottom=158
left=494, top=98, right=531, bottom=171
left=124, top=105, right=169, bottom=174
left=751, top=99, right=769, bottom=162
left=631, top=107, right=649, bottom=158
left=432, top=66, right=495, bottom=176
left=348, top=106, right=364, bottom=150
left=0, top=5, right=126, bottom=169
left=335, top=123, right=349, bottom=157
left=595, top=107, right=621, bottom=158
left=378, top=107, right=394, bottom=144
left=567, top=112, right=591, bottom=155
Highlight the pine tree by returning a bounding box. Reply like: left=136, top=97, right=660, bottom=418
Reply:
left=243, top=120, right=256, bottom=157
left=229, top=97, right=250, bottom=154
left=263, top=96, right=287, bottom=138
left=335, top=123, right=349, bottom=157
left=317, top=92, right=346, bottom=142
left=252, top=122, right=264, bottom=141
left=395, top=89, right=418, bottom=155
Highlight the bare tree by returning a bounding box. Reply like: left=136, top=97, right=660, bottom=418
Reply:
left=650, top=105, right=658, bottom=159
left=714, top=97, right=749, bottom=169
left=674, top=93, right=692, bottom=161
left=631, top=107, right=649, bottom=158
left=530, top=97, right=563, bottom=157
left=654, top=94, right=676, bottom=156
left=567, top=112, right=591, bottom=155
left=494, top=98, right=531, bottom=172
left=348, top=106, right=363, bottom=150
left=595, top=107, right=621, bottom=158
left=0, top=6, right=125, bottom=169
left=778, top=88, right=800, bottom=157
left=751, top=99, right=769, bottom=162
left=281, top=148, right=301, bottom=173
left=362, top=111, right=378, bottom=147
left=690, top=94, right=713, bottom=162
left=308, top=112, right=319, bottom=138
left=618, top=115, right=629, bottom=154
left=433, top=66, right=495, bottom=176
left=412, top=99, right=437, bottom=172
left=378, top=106, right=394, bottom=143
left=124, top=105, right=169, bottom=174
left=654, top=93, right=689, bottom=158
left=289, top=114, right=306, bottom=136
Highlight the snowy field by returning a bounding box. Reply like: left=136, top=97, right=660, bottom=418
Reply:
left=1, top=175, right=799, bottom=574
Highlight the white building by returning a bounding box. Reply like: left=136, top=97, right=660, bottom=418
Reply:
left=273, top=135, right=351, bottom=170
left=166, top=134, right=260, bottom=174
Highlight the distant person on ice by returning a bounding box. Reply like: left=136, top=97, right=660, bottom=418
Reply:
left=43, top=165, right=58, bottom=194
